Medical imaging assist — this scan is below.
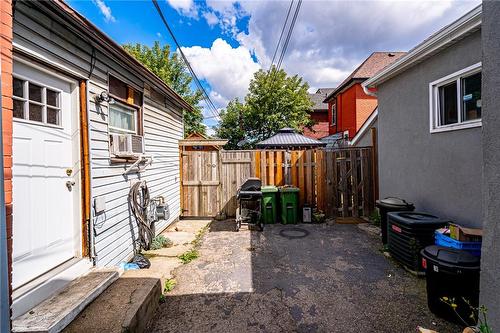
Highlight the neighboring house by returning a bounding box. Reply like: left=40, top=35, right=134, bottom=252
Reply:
left=1, top=0, right=193, bottom=322
left=349, top=108, right=378, bottom=147
left=363, top=5, right=482, bottom=230
left=256, top=128, right=326, bottom=150
left=363, top=5, right=500, bottom=329
left=324, top=52, right=405, bottom=140
left=304, top=88, right=333, bottom=139
left=179, top=132, right=228, bottom=151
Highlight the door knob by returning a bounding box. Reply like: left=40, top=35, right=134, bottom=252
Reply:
left=66, top=180, right=76, bottom=191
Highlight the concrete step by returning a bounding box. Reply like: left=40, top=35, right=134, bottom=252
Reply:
left=12, top=269, right=119, bottom=333
left=63, top=272, right=161, bottom=333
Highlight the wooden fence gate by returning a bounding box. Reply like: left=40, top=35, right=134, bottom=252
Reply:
left=180, top=148, right=376, bottom=219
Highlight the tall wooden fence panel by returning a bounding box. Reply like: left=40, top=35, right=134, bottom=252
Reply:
left=181, top=150, right=221, bottom=217
left=180, top=147, right=376, bottom=219
left=221, top=150, right=255, bottom=217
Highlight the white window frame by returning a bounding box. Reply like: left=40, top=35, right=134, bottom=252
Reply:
left=108, top=101, right=139, bottom=134
left=429, top=62, right=482, bottom=133
left=331, top=104, right=336, bottom=126
left=12, top=74, right=63, bottom=128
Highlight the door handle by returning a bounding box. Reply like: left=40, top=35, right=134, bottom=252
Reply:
left=66, top=180, right=76, bottom=191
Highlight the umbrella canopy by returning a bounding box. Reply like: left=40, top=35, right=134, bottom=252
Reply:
left=256, top=128, right=326, bottom=150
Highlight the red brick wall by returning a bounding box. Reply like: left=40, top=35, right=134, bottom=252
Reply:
left=303, top=111, right=329, bottom=139
left=337, top=84, right=357, bottom=139
left=355, top=84, right=377, bottom=131
left=328, top=83, right=378, bottom=139
left=1, top=0, right=12, bottom=308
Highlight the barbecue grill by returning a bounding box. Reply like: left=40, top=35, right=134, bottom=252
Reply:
left=236, top=178, right=264, bottom=232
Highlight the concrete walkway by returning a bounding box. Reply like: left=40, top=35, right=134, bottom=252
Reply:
left=148, top=221, right=461, bottom=333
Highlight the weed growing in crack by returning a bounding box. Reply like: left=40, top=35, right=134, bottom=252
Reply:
left=178, top=249, right=199, bottom=264
left=164, top=278, right=177, bottom=293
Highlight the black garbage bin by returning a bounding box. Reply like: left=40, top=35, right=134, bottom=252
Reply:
left=376, top=197, right=415, bottom=244
left=421, top=245, right=480, bottom=325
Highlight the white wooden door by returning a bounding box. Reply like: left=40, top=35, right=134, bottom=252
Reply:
left=12, top=61, right=80, bottom=289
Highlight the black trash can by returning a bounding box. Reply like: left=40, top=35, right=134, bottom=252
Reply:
left=421, top=246, right=480, bottom=325
left=376, top=197, right=415, bottom=244
left=388, top=212, right=449, bottom=273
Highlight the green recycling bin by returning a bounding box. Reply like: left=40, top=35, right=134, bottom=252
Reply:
left=261, top=186, right=278, bottom=224
left=279, top=186, right=299, bottom=224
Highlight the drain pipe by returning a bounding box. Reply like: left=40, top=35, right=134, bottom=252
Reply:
left=0, top=57, right=11, bottom=332
left=362, top=81, right=378, bottom=97
left=85, top=80, right=97, bottom=264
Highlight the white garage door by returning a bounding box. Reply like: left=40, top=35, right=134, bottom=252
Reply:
left=11, top=61, right=81, bottom=289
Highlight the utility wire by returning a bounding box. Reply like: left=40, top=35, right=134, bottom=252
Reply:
left=151, top=0, right=220, bottom=120
left=277, top=0, right=302, bottom=71
left=269, top=0, right=294, bottom=72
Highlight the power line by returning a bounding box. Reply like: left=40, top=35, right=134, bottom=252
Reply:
left=277, top=0, right=302, bottom=71
left=151, top=0, right=220, bottom=120
left=269, top=0, right=294, bottom=72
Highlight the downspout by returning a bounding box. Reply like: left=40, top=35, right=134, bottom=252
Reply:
left=86, top=81, right=96, bottom=264
left=0, top=56, right=11, bottom=332
left=362, top=81, right=378, bottom=97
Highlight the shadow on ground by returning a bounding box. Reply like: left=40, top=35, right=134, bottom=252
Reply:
left=148, top=221, right=461, bottom=333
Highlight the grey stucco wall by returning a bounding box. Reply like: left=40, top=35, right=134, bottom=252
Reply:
left=377, top=31, right=483, bottom=227
left=480, top=2, right=500, bottom=330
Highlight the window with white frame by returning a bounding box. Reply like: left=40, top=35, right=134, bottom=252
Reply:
left=429, top=63, right=482, bottom=132
left=12, top=77, right=62, bottom=126
left=109, top=102, right=138, bottom=134
left=331, top=104, right=336, bottom=125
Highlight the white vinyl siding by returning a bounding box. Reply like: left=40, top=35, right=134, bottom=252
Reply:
left=14, top=1, right=184, bottom=267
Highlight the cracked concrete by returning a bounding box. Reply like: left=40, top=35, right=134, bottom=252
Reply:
left=148, top=221, right=461, bottom=333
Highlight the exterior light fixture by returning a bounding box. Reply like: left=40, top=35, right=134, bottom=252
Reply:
left=94, top=91, right=115, bottom=104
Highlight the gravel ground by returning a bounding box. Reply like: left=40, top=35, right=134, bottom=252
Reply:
left=148, top=221, right=462, bottom=333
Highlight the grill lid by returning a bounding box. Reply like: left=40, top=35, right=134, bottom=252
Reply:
left=239, top=178, right=262, bottom=192
left=376, top=197, right=414, bottom=209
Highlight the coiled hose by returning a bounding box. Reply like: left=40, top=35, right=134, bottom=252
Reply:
left=129, top=181, right=155, bottom=251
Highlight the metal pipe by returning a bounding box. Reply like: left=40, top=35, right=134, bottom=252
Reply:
left=85, top=80, right=97, bottom=264
left=0, top=55, right=12, bottom=332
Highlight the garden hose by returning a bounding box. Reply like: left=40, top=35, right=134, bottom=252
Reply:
left=128, top=181, right=155, bottom=251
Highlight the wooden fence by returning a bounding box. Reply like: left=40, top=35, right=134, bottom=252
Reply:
left=180, top=148, right=375, bottom=219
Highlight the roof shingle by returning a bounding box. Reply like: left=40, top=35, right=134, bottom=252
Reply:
left=324, top=52, right=406, bottom=102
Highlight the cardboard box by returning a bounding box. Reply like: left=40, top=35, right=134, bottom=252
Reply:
left=449, top=223, right=482, bottom=242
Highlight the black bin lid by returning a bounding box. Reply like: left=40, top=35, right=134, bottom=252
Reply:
left=376, top=197, right=414, bottom=209
left=421, top=245, right=480, bottom=270
left=388, top=211, right=449, bottom=227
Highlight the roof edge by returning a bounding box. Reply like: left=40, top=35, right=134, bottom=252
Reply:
left=364, top=4, right=482, bottom=89
left=44, top=0, right=194, bottom=112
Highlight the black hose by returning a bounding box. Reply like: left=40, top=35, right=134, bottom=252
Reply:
left=129, top=181, right=155, bottom=251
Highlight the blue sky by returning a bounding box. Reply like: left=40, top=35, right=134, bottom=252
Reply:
left=67, top=0, right=480, bottom=131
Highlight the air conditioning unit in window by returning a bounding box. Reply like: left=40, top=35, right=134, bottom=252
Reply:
left=109, top=134, right=144, bottom=158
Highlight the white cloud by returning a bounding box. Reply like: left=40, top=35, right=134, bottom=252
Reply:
left=201, top=0, right=480, bottom=93
left=92, top=0, right=115, bottom=23
left=181, top=38, right=261, bottom=107
left=203, top=11, right=219, bottom=27
left=166, top=0, right=197, bottom=17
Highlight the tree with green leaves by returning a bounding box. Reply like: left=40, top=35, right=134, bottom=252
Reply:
left=123, top=41, right=205, bottom=136
left=216, top=66, right=313, bottom=149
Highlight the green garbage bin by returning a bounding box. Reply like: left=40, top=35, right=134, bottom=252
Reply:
left=261, top=186, right=278, bottom=224
left=279, top=186, right=299, bottom=224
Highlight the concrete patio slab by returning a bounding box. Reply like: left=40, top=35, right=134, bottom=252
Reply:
left=148, top=220, right=461, bottom=333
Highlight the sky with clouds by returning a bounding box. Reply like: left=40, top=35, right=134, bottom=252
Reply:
left=68, top=0, right=480, bottom=131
